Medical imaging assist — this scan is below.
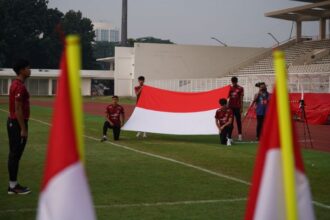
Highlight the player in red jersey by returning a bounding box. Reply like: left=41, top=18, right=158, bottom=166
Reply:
left=215, top=98, right=234, bottom=146
left=228, top=76, right=244, bottom=141
left=7, top=59, right=31, bottom=195
left=101, top=96, right=125, bottom=141
left=134, top=76, right=147, bottom=138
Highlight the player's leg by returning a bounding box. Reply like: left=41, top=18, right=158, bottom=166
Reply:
left=256, top=115, right=264, bottom=140
left=260, top=116, right=265, bottom=138
left=225, top=125, right=233, bottom=146
left=113, top=126, right=121, bottom=141
left=235, top=108, right=243, bottom=140
left=7, top=119, right=30, bottom=194
left=101, top=121, right=111, bottom=142
left=220, top=130, right=226, bottom=145
left=228, top=109, right=235, bottom=142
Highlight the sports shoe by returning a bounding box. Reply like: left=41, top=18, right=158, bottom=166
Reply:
left=100, top=136, right=107, bottom=142
left=238, top=134, right=243, bottom=141
left=142, top=132, right=147, bottom=138
left=136, top=132, right=141, bottom=138
left=227, top=139, right=232, bottom=146
left=8, top=184, right=31, bottom=195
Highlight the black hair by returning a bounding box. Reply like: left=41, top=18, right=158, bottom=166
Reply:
left=112, top=95, right=119, bottom=99
left=231, top=76, right=238, bottom=83
left=219, top=98, right=227, bottom=106
left=138, top=76, right=145, bottom=81
left=13, top=59, right=30, bottom=75
left=255, top=82, right=266, bottom=88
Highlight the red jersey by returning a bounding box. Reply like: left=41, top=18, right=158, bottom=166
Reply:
left=9, top=79, right=30, bottom=120
left=215, top=106, right=233, bottom=126
left=106, top=104, right=125, bottom=125
left=228, top=85, right=244, bottom=109
left=134, top=85, right=143, bottom=102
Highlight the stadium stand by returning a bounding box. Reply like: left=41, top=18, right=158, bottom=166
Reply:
left=233, top=39, right=330, bottom=76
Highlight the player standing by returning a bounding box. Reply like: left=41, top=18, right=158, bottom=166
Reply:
left=101, top=96, right=125, bottom=142
left=7, top=59, right=31, bottom=195
left=135, top=76, right=147, bottom=138
left=252, top=82, right=270, bottom=140
left=215, top=99, right=234, bottom=146
left=228, top=76, right=244, bottom=141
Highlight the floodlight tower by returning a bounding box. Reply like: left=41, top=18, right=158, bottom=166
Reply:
left=121, top=0, right=128, bottom=46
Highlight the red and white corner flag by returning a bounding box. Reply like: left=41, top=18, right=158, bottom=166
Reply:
left=37, top=35, right=96, bottom=220
left=245, top=51, right=315, bottom=220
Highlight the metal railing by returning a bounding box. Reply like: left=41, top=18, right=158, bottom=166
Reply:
left=146, top=73, right=330, bottom=102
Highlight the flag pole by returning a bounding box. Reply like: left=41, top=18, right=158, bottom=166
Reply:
left=273, top=50, right=298, bottom=220
left=66, top=35, right=85, bottom=163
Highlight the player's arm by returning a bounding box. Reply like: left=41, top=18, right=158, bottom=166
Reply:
left=15, top=101, right=27, bottom=137
left=240, top=88, right=244, bottom=113
left=215, top=118, right=221, bottom=132
left=135, top=86, right=143, bottom=96
left=220, top=116, right=233, bottom=130
left=251, top=94, right=258, bottom=108
left=120, top=113, right=125, bottom=127
left=105, top=111, right=113, bottom=126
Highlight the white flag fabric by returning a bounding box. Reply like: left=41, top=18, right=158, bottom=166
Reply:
left=123, top=85, right=230, bottom=135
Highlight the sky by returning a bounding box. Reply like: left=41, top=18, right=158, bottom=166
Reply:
left=48, top=0, right=321, bottom=48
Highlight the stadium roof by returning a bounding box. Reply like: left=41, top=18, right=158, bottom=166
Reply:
left=292, top=0, right=327, bottom=2
left=265, top=0, right=330, bottom=21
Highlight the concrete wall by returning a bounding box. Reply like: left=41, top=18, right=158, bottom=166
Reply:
left=114, top=47, right=135, bottom=96
left=81, top=79, right=91, bottom=96
left=133, top=43, right=267, bottom=81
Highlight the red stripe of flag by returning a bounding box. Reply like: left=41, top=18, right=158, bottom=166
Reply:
left=137, top=85, right=231, bottom=113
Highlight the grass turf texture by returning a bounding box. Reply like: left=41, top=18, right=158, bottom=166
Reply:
left=0, top=104, right=329, bottom=220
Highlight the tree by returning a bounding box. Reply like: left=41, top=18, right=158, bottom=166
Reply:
left=61, top=10, right=96, bottom=69
left=92, top=41, right=118, bottom=70
left=127, top=37, right=174, bottom=47
left=0, top=0, right=49, bottom=67
left=37, top=8, right=64, bottom=68
left=0, top=1, right=97, bottom=69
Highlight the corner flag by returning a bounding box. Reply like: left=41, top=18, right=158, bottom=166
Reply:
left=245, top=50, right=315, bottom=220
left=37, top=35, right=96, bottom=220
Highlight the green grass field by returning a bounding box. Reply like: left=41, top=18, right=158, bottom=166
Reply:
left=0, top=103, right=329, bottom=220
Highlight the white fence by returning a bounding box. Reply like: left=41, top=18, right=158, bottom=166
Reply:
left=146, top=73, right=330, bottom=102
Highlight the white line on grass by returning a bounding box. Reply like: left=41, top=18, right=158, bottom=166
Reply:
left=95, top=198, right=247, bottom=209
left=0, top=109, right=329, bottom=210
left=20, top=113, right=251, bottom=186
left=312, top=201, right=330, bottom=209
left=86, top=135, right=251, bottom=185
left=0, top=198, right=247, bottom=213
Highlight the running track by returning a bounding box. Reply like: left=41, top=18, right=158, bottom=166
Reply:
left=4, top=99, right=330, bottom=153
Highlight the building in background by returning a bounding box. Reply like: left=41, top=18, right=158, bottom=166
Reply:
left=93, top=22, right=120, bottom=42
left=0, top=69, right=114, bottom=96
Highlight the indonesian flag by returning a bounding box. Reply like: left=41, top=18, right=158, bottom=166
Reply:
left=37, top=36, right=96, bottom=220
left=123, top=85, right=230, bottom=135
left=245, top=50, right=315, bottom=220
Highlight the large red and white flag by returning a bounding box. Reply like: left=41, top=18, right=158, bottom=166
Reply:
left=123, top=85, right=230, bottom=135
left=245, top=51, right=315, bottom=220
left=37, top=36, right=96, bottom=220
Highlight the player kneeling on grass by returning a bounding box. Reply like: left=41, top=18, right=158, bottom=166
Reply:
left=215, top=98, right=234, bottom=146
left=101, top=96, right=125, bottom=142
